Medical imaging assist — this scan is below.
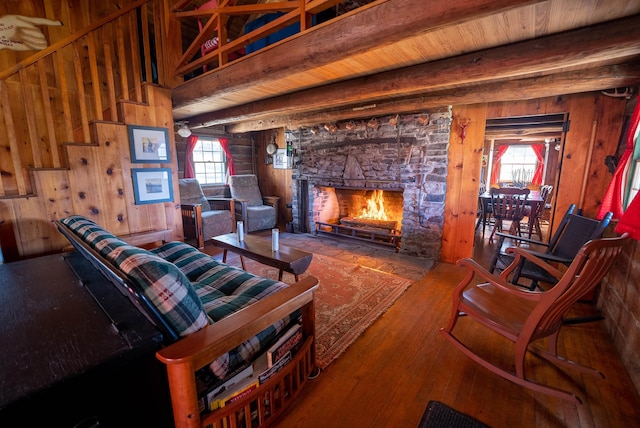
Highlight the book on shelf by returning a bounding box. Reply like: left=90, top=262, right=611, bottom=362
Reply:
left=196, top=363, right=254, bottom=413
left=214, top=376, right=260, bottom=410
left=266, top=324, right=303, bottom=367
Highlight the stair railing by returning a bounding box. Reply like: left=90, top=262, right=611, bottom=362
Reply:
left=0, top=0, right=165, bottom=197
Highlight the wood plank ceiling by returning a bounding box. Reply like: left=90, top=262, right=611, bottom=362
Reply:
left=171, top=0, right=640, bottom=133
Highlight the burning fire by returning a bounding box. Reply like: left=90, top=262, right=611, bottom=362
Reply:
left=357, top=190, right=388, bottom=220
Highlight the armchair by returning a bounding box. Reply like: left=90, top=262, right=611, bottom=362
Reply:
left=228, top=174, right=280, bottom=232
left=179, top=178, right=235, bottom=248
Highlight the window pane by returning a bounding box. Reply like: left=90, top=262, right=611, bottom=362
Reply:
left=191, top=137, right=227, bottom=185
left=498, top=145, right=537, bottom=184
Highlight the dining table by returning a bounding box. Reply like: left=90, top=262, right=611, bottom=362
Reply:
left=477, top=189, right=544, bottom=239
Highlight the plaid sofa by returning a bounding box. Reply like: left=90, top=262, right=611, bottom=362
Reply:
left=59, top=215, right=295, bottom=379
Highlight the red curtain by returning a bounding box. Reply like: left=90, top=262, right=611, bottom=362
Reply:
left=615, top=191, right=640, bottom=240
left=219, top=137, right=236, bottom=177
left=597, top=97, right=640, bottom=220
left=490, top=145, right=509, bottom=185
left=184, top=134, right=199, bottom=179
left=531, top=143, right=545, bottom=185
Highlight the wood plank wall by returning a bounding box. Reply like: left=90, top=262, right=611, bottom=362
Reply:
left=0, top=85, right=182, bottom=261
left=441, top=92, right=625, bottom=263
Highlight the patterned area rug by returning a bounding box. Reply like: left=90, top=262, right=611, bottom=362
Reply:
left=227, top=253, right=414, bottom=369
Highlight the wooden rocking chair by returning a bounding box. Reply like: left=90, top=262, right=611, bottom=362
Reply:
left=441, top=234, right=630, bottom=403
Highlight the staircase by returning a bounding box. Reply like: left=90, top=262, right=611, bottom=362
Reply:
left=0, top=0, right=183, bottom=260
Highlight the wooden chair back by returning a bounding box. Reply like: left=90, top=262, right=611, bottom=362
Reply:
left=489, top=187, right=530, bottom=222
left=525, top=234, right=629, bottom=338
left=548, top=210, right=613, bottom=260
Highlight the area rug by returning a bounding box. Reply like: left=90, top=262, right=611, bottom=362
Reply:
left=418, top=401, right=490, bottom=428
left=226, top=253, right=413, bottom=369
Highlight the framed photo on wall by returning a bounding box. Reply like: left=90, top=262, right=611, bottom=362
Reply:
left=132, top=168, right=174, bottom=205
left=128, top=125, right=170, bottom=163
left=273, top=148, right=289, bottom=169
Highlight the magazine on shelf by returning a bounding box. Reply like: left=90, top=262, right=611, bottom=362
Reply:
left=196, top=363, right=254, bottom=413
left=266, top=324, right=303, bottom=367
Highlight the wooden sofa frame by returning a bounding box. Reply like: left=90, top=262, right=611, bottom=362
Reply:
left=55, top=220, right=318, bottom=428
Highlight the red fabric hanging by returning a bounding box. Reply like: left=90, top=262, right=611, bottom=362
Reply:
left=531, top=143, right=545, bottom=185
left=218, top=137, right=236, bottom=177
left=597, top=97, right=640, bottom=220
left=490, top=145, right=509, bottom=185
left=184, top=134, right=199, bottom=179
left=615, top=191, right=640, bottom=240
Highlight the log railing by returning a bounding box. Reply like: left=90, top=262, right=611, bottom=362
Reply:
left=0, top=0, right=165, bottom=197
left=170, top=0, right=347, bottom=77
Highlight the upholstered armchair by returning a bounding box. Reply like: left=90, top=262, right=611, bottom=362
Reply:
left=179, top=178, right=235, bottom=248
left=228, top=174, right=279, bottom=232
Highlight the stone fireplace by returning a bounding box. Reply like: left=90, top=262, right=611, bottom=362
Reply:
left=287, top=110, right=452, bottom=259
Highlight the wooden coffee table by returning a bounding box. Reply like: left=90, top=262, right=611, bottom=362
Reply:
left=212, top=233, right=313, bottom=281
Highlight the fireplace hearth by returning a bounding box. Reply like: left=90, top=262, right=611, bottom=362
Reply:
left=313, top=187, right=403, bottom=250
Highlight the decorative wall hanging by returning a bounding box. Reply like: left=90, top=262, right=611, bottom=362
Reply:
left=0, top=15, right=62, bottom=51
left=273, top=148, right=289, bottom=169
left=128, top=125, right=170, bottom=163
left=132, top=168, right=174, bottom=204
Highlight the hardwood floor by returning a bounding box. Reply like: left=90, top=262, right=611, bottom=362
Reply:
left=240, top=227, right=640, bottom=428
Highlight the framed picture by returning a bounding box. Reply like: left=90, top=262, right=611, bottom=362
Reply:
left=273, top=148, right=289, bottom=169
left=132, top=168, right=174, bottom=205
left=128, top=125, right=170, bottom=163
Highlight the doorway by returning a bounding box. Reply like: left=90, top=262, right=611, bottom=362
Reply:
left=477, top=113, right=569, bottom=244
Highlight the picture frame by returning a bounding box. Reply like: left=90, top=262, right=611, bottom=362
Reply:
left=273, top=148, right=289, bottom=169
left=131, top=168, right=174, bottom=205
left=128, top=125, right=170, bottom=163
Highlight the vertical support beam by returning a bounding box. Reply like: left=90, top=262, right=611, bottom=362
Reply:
left=441, top=103, right=487, bottom=263
left=19, top=69, right=42, bottom=169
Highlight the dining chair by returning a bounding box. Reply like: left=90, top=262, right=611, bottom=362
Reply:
left=487, top=187, right=530, bottom=243
left=441, top=233, right=631, bottom=403
left=524, top=184, right=553, bottom=240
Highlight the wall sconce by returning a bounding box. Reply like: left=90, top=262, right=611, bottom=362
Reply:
left=175, top=121, right=191, bottom=138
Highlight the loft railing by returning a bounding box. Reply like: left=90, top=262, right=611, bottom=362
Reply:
left=0, top=0, right=164, bottom=197
left=170, top=0, right=348, bottom=78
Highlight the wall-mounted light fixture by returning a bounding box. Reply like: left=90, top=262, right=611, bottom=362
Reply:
left=175, top=121, right=192, bottom=138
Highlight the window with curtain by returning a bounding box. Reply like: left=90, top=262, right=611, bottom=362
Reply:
left=624, top=133, right=640, bottom=208
left=192, top=137, right=228, bottom=184
left=497, top=145, right=538, bottom=184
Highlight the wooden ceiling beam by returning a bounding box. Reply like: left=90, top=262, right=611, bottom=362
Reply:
left=172, top=0, right=543, bottom=110
left=222, top=61, right=640, bottom=132
left=189, top=14, right=640, bottom=129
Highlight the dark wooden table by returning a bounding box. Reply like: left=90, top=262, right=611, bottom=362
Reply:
left=212, top=233, right=313, bottom=281
left=478, top=190, right=544, bottom=238
left=0, top=252, right=168, bottom=426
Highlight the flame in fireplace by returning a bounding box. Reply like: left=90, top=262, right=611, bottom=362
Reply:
left=357, top=190, right=388, bottom=220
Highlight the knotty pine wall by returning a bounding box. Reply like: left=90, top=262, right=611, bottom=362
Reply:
left=0, top=84, right=182, bottom=261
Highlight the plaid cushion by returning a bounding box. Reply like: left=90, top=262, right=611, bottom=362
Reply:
left=60, top=215, right=296, bottom=379
left=115, top=249, right=209, bottom=336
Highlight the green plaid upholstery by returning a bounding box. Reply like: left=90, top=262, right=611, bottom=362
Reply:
left=60, top=216, right=296, bottom=380
left=61, top=216, right=208, bottom=336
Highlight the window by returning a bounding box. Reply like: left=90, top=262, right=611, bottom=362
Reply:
left=498, top=145, right=538, bottom=184
left=624, top=130, right=640, bottom=208
left=192, top=137, right=227, bottom=184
